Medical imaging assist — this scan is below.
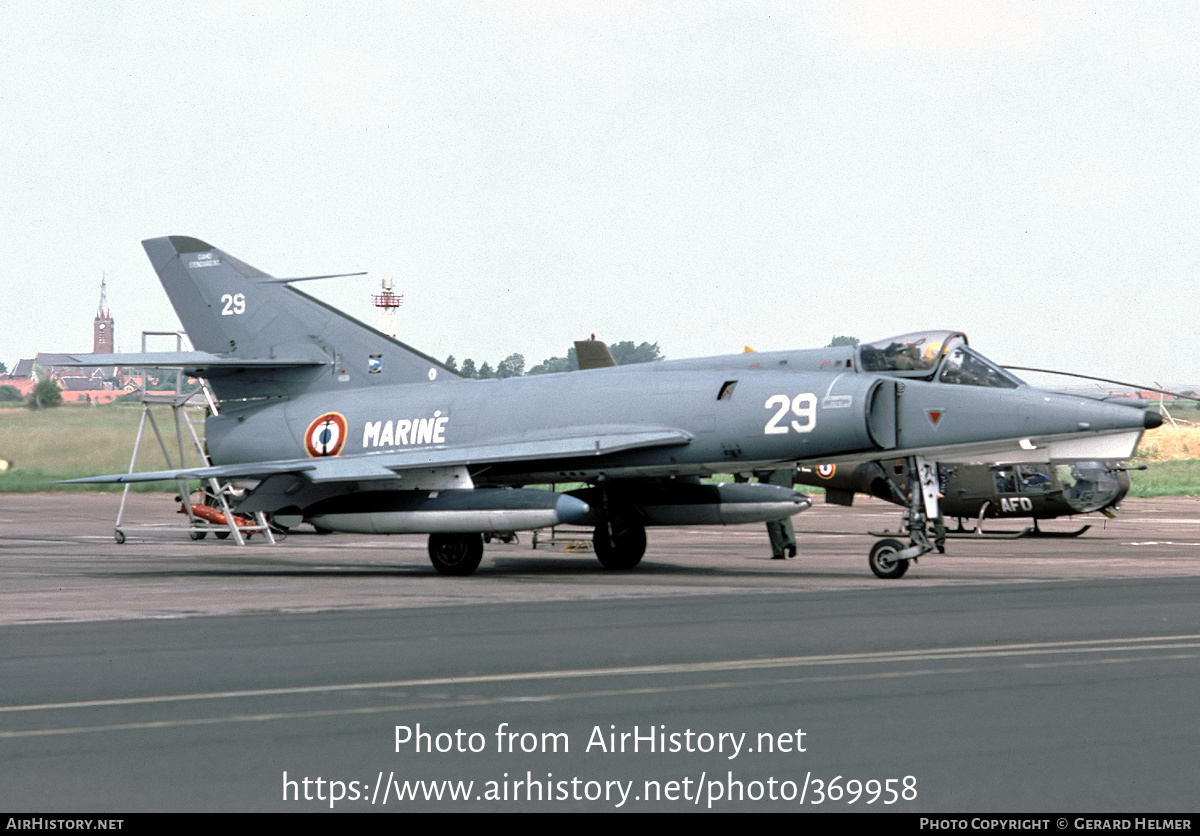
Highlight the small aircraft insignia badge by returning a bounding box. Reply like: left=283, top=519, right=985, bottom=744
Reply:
left=305, top=413, right=348, bottom=457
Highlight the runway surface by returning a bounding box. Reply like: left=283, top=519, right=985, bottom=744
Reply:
left=2, top=492, right=1199, bottom=812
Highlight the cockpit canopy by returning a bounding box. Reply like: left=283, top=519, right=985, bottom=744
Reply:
left=859, top=330, right=1024, bottom=389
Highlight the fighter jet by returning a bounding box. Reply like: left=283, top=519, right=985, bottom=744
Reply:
left=62, top=237, right=1162, bottom=578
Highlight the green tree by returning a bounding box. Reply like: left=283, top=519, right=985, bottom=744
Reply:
left=0, top=384, right=22, bottom=402
left=527, top=355, right=575, bottom=375
left=28, top=377, right=63, bottom=409
left=496, top=353, right=525, bottom=379
left=147, top=371, right=179, bottom=391
left=444, top=355, right=458, bottom=373
left=828, top=335, right=859, bottom=347
left=527, top=340, right=665, bottom=374
left=460, top=339, right=665, bottom=376
left=610, top=341, right=663, bottom=365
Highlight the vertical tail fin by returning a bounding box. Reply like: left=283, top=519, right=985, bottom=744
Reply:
left=142, top=236, right=457, bottom=401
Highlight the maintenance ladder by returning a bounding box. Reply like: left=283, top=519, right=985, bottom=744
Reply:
left=113, top=383, right=275, bottom=546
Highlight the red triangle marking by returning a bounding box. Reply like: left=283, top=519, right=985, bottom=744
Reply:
left=928, top=410, right=943, bottom=426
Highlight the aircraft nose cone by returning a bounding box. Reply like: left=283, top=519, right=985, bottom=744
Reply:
left=555, top=494, right=592, bottom=525
left=1144, top=410, right=1164, bottom=430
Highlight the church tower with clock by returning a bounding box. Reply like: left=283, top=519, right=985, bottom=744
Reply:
left=94, top=277, right=114, bottom=354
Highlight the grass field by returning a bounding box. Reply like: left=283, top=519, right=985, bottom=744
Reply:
left=1126, top=460, right=1200, bottom=498
left=2, top=405, right=1199, bottom=496
left=0, top=405, right=209, bottom=492
left=1126, top=425, right=1200, bottom=496
left=1130, top=424, right=1200, bottom=461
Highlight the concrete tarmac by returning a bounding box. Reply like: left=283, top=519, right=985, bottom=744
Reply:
left=1, top=492, right=1199, bottom=812
left=2, top=492, right=1199, bottom=624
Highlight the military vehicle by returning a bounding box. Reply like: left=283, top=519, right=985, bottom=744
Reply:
left=797, top=458, right=1132, bottom=542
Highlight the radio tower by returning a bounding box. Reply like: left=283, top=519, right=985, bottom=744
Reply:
left=372, top=277, right=404, bottom=338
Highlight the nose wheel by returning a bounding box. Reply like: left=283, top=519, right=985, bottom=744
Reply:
left=869, top=538, right=910, bottom=579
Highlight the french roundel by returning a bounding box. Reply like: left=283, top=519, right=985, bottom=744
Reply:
left=305, top=413, right=348, bottom=457
left=816, top=463, right=836, bottom=479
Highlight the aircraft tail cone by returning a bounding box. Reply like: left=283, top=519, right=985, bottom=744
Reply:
left=1144, top=411, right=1164, bottom=429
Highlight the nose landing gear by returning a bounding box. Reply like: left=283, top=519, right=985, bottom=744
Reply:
left=867, top=456, right=942, bottom=579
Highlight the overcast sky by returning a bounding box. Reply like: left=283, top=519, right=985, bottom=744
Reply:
left=1, top=1, right=1197, bottom=389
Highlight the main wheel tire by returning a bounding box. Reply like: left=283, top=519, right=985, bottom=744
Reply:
left=593, top=519, right=647, bottom=570
left=869, top=538, right=910, bottom=579
left=428, top=532, right=484, bottom=576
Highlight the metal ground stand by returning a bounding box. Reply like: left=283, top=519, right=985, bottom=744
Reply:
left=531, top=526, right=594, bottom=552
left=113, top=386, right=275, bottom=545
left=528, top=482, right=594, bottom=551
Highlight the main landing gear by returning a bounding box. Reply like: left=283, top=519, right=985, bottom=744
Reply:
left=424, top=483, right=651, bottom=575
left=591, top=485, right=647, bottom=571
left=866, top=456, right=943, bottom=580
left=428, top=532, right=484, bottom=576
left=425, top=521, right=648, bottom=575
left=593, top=516, right=647, bottom=570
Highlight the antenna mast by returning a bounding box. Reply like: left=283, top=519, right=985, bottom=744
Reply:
left=372, top=278, right=404, bottom=338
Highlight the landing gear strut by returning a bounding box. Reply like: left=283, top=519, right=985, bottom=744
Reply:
left=867, top=456, right=943, bottom=579
left=428, top=532, right=484, bottom=576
